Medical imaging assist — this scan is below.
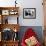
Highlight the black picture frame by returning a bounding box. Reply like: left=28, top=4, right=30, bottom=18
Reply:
left=23, top=8, right=36, bottom=19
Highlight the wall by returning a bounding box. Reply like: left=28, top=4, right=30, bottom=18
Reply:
left=0, top=0, right=44, bottom=26
left=18, top=0, right=44, bottom=26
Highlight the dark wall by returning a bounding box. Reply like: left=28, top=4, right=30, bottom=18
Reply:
left=18, top=26, right=44, bottom=44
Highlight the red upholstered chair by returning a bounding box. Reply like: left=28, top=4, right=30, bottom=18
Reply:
left=21, top=28, right=41, bottom=46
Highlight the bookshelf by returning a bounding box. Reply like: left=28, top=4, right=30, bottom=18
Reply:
left=0, top=7, right=20, bottom=46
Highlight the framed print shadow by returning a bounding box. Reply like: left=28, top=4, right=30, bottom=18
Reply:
left=23, top=8, right=36, bottom=19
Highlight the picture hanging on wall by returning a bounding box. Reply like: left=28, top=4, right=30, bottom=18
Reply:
left=23, top=8, right=36, bottom=19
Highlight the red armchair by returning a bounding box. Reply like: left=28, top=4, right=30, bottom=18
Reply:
left=21, top=28, right=41, bottom=46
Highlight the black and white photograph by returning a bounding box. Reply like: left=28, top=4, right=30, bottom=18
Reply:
left=23, top=8, right=36, bottom=19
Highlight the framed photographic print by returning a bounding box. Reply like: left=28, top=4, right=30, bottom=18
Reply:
left=2, top=10, right=9, bottom=15
left=9, top=9, right=18, bottom=15
left=23, top=8, right=36, bottom=19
